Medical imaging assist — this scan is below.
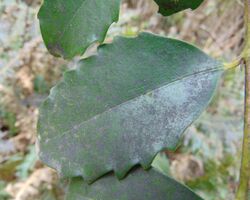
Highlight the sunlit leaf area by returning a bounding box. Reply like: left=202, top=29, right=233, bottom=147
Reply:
left=0, top=0, right=245, bottom=199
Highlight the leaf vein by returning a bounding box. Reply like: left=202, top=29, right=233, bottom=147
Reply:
left=43, top=65, right=223, bottom=142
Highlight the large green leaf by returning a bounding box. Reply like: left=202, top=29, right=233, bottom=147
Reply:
left=37, top=32, right=222, bottom=183
left=154, top=0, right=204, bottom=16
left=66, top=167, right=202, bottom=200
left=38, top=0, right=120, bottom=59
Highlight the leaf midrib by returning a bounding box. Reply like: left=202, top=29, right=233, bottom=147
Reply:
left=43, top=65, right=222, bottom=141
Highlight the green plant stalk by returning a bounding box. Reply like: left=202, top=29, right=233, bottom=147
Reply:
left=236, top=0, right=250, bottom=199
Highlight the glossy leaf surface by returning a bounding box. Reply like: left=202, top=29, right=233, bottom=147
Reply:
left=37, top=33, right=222, bottom=183
left=38, top=0, right=120, bottom=59
left=66, top=167, right=203, bottom=200
left=154, top=0, right=204, bottom=16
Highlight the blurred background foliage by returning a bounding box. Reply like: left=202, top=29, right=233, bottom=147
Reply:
left=0, top=0, right=246, bottom=199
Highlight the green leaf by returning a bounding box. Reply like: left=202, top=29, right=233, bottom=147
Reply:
left=152, top=152, right=170, bottom=176
left=16, top=146, right=37, bottom=180
left=66, top=167, right=203, bottom=200
left=154, top=0, right=204, bottom=16
left=37, top=32, right=222, bottom=183
left=38, top=0, right=120, bottom=59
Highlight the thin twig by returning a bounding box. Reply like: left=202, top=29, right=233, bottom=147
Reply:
left=235, top=0, right=250, bottom=199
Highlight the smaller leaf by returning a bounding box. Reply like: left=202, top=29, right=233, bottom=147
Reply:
left=154, top=0, right=204, bottom=16
left=38, top=0, right=120, bottom=59
left=66, top=167, right=203, bottom=200
left=16, top=146, right=37, bottom=180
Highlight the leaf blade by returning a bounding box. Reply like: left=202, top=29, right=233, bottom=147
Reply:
left=37, top=33, right=222, bottom=182
left=38, top=0, right=120, bottom=59
left=154, top=0, right=204, bottom=16
left=66, top=167, right=203, bottom=200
